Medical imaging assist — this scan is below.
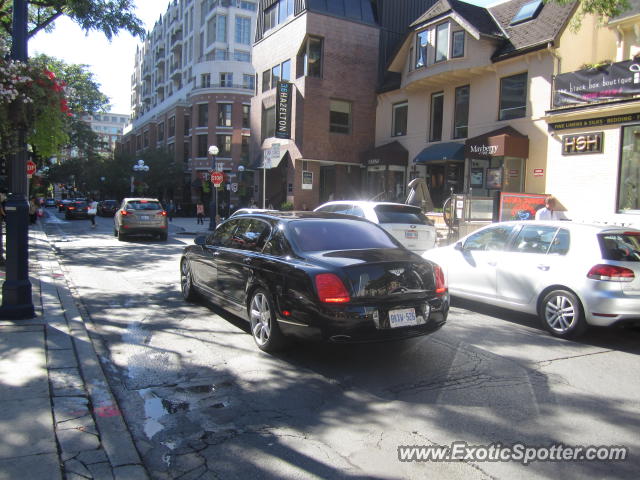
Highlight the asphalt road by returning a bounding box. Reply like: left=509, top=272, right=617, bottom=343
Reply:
left=41, top=209, right=640, bottom=479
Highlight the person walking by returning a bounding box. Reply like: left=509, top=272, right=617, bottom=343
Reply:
left=535, top=195, right=569, bottom=221
left=196, top=201, right=205, bottom=224
left=28, top=197, right=38, bottom=224
left=88, top=198, right=98, bottom=228
left=167, top=199, right=175, bottom=222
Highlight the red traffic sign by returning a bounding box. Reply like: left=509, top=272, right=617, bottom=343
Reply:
left=210, top=171, right=224, bottom=186
left=26, top=160, right=36, bottom=176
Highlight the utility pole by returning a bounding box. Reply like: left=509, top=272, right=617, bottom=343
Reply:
left=0, top=0, right=35, bottom=319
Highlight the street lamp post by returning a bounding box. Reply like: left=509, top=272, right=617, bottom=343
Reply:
left=0, top=0, right=34, bottom=319
left=131, top=159, right=149, bottom=194
left=208, top=145, right=219, bottom=230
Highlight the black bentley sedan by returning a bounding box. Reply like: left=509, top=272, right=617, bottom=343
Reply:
left=180, top=211, right=448, bottom=352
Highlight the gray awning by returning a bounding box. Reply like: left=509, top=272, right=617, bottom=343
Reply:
left=414, top=142, right=465, bottom=163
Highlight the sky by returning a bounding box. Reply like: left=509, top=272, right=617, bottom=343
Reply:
left=28, top=0, right=499, bottom=114
left=29, top=0, right=169, bottom=114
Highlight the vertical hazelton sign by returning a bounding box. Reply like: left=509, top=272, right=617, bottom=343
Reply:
left=276, top=81, right=292, bottom=139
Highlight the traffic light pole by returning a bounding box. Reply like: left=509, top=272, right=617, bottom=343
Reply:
left=0, top=0, right=35, bottom=319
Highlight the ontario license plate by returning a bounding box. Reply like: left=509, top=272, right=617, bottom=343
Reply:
left=405, top=230, right=418, bottom=239
left=388, top=308, right=418, bottom=328
left=140, top=215, right=150, bottom=221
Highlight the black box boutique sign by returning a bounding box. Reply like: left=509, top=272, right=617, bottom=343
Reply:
left=553, top=59, right=640, bottom=108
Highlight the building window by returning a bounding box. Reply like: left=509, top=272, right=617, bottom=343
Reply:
left=435, top=23, right=449, bottom=63
left=281, top=59, right=291, bottom=81
left=201, top=73, right=210, bottom=88
left=392, top=102, right=408, bottom=137
left=158, top=122, right=165, bottom=141
left=234, top=50, right=251, bottom=62
left=499, top=72, right=527, bottom=120
left=271, top=64, right=281, bottom=85
left=262, top=70, right=270, bottom=92
left=218, top=103, right=232, bottom=127
left=198, top=104, right=208, bottom=127
left=264, top=0, right=293, bottom=33
left=241, top=135, right=250, bottom=162
left=197, top=134, right=208, bottom=157
left=184, top=114, right=190, bottom=135
left=168, top=116, right=176, bottom=137
left=330, top=99, right=351, bottom=134
left=618, top=125, right=640, bottom=212
left=452, top=30, right=465, bottom=58
left=184, top=141, right=190, bottom=162
left=242, top=104, right=250, bottom=128
left=220, top=72, right=233, bottom=87
left=217, top=134, right=232, bottom=156
left=264, top=3, right=278, bottom=32
left=415, top=30, right=428, bottom=68
left=243, top=74, right=255, bottom=92
left=297, top=36, right=322, bottom=78
left=430, top=92, right=444, bottom=142
left=262, top=106, right=275, bottom=140
left=143, top=130, right=149, bottom=148
left=453, top=85, right=469, bottom=139
left=235, top=16, right=252, bottom=45
left=217, top=15, right=227, bottom=42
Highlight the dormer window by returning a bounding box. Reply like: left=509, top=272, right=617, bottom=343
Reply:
left=416, top=30, right=428, bottom=68
left=510, top=0, right=543, bottom=25
left=435, top=23, right=449, bottom=63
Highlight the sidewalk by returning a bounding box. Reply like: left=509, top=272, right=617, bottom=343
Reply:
left=0, top=223, right=148, bottom=480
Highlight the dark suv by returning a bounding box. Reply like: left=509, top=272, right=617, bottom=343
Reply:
left=98, top=200, right=118, bottom=216
left=65, top=200, right=90, bottom=219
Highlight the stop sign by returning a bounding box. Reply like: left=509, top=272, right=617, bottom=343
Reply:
left=210, top=171, right=224, bottom=186
left=26, top=160, right=36, bottom=176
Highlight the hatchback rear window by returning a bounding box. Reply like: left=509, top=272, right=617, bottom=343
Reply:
left=373, top=205, right=432, bottom=225
left=599, top=233, right=640, bottom=262
left=288, top=219, right=397, bottom=251
left=127, top=201, right=162, bottom=210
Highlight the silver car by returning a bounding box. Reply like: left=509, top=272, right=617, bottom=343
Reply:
left=114, top=197, right=168, bottom=241
left=422, top=221, right=640, bottom=339
left=314, top=201, right=437, bottom=254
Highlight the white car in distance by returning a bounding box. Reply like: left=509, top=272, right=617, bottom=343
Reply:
left=314, top=201, right=437, bottom=254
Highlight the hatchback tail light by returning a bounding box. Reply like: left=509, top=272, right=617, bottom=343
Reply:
left=68, top=206, right=75, bottom=211
left=120, top=210, right=129, bottom=216
left=587, top=264, right=635, bottom=282
left=315, top=273, right=350, bottom=303
left=158, top=210, right=167, bottom=217
left=433, top=265, right=447, bottom=295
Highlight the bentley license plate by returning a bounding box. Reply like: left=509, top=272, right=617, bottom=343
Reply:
left=388, top=308, right=418, bottom=328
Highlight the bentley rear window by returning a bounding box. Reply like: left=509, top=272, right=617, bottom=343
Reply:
left=288, top=219, right=397, bottom=251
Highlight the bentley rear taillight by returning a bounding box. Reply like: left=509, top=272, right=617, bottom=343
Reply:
left=434, top=265, right=447, bottom=295
left=315, top=273, right=350, bottom=303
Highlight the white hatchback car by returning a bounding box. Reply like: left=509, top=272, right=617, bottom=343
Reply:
left=314, top=201, right=436, bottom=254
left=422, top=221, right=640, bottom=339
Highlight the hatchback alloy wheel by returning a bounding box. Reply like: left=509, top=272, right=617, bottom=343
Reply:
left=541, top=289, right=586, bottom=338
left=180, top=259, right=197, bottom=302
left=249, top=289, right=286, bottom=352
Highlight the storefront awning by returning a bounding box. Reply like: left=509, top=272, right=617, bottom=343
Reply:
left=413, top=142, right=465, bottom=163
left=362, top=141, right=408, bottom=166
left=465, top=126, right=529, bottom=159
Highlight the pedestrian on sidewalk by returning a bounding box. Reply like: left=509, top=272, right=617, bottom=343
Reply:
left=87, top=198, right=98, bottom=228
left=167, top=199, right=175, bottom=222
left=196, top=201, right=205, bottom=224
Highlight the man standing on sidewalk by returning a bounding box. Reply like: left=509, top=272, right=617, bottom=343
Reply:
left=88, top=198, right=98, bottom=228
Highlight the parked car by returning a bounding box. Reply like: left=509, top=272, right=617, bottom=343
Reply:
left=180, top=211, right=449, bottom=352
left=58, top=199, right=72, bottom=212
left=97, top=200, right=119, bottom=216
left=230, top=208, right=277, bottom=217
left=114, top=197, right=168, bottom=241
left=64, top=200, right=90, bottom=219
left=422, top=221, right=640, bottom=339
left=44, top=198, right=56, bottom=208
left=314, top=201, right=437, bottom=254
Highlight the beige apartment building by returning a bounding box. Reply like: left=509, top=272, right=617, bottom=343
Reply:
left=375, top=0, right=631, bottom=224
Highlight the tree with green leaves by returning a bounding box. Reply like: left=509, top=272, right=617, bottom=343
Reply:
left=0, top=0, right=145, bottom=45
left=551, top=0, right=632, bottom=20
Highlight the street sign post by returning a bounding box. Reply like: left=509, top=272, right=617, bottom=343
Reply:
left=211, top=171, right=224, bottom=187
